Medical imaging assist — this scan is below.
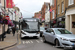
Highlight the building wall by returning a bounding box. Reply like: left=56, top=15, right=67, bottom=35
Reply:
left=50, top=0, right=56, bottom=20
left=41, top=3, right=46, bottom=20
left=34, top=11, right=41, bottom=19
left=16, top=10, right=19, bottom=22
left=45, top=4, right=50, bottom=22
left=1, top=0, right=4, bottom=7
left=65, top=0, right=75, bottom=34
left=57, top=0, right=68, bottom=17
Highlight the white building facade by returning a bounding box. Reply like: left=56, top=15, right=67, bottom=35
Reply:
left=45, top=4, right=50, bottom=28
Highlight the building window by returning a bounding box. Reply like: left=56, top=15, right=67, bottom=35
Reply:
left=58, top=5, right=60, bottom=14
left=52, top=0, right=54, bottom=6
left=50, top=0, right=54, bottom=6
left=72, top=22, right=75, bottom=28
left=52, top=10, right=55, bottom=19
left=68, top=0, right=74, bottom=6
left=62, top=2, right=64, bottom=13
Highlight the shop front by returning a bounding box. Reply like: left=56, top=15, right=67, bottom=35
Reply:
left=45, top=22, right=50, bottom=28
left=50, top=20, right=56, bottom=28
left=57, top=17, right=65, bottom=28
left=65, top=7, right=75, bottom=34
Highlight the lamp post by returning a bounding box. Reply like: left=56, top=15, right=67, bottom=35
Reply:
left=3, top=0, right=6, bottom=33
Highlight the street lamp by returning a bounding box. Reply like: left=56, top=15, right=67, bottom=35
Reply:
left=3, top=0, right=6, bottom=33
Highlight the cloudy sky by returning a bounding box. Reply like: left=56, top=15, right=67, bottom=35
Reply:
left=13, top=0, right=50, bottom=18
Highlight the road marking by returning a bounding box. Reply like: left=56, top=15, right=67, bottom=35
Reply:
left=27, top=41, right=30, bottom=44
left=36, top=40, right=40, bottom=43
left=23, top=41, right=25, bottom=44
left=22, top=40, right=43, bottom=44
left=23, top=41, right=31, bottom=44
left=40, top=40, right=43, bottom=42
left=18, top=34, right=21, bottom=44
left=30, top=40, right=33, bottom=43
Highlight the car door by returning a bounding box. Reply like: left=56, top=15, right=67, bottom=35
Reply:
left=45, top=29, right=51, bottom=42
left=48, top=29, right=55, bottom=43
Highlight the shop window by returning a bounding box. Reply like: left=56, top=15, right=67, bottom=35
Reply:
left=52, top=10, right=55, bottom=19
left=72, top=22, right=75, bottom=28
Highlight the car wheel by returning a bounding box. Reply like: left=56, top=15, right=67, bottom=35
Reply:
left=55, top=39, right=60, bottom=46
left=36, top=36, right=40, bottom=39
left=42, top=36, right=46, bottom=43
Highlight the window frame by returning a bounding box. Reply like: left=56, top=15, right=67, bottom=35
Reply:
left=52, top=10, right=55, bottom=19
left=68, top=0, right=74, bottom=6
left=52, top=0, right=54, bottom=6
left=61, top=2, right=64, bottom=13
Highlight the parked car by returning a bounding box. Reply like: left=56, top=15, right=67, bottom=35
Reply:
left=42, top=28, right=75, bottom=49
left=40, top=27, right=45, bottom=37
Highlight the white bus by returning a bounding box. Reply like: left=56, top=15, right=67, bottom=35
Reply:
left=20, top=18, right=40, bottom=39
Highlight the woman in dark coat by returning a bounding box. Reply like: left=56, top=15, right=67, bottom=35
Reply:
left=12, top=27, right=16, bottom=36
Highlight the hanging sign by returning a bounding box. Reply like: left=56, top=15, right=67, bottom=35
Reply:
left=6, top=0, right=13, bottom=8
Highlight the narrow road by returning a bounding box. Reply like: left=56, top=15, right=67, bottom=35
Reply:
left=7, top=37, right=64, bottom=50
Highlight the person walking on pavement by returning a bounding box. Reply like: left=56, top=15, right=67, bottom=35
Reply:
left=1, top=31, right=7, bottom=41
left=0, top=35, right=1, bottom=41
left=12, top=26, right=16, bottom=36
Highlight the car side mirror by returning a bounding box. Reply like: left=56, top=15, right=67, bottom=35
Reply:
left=51, top=32, right=55, bottom=35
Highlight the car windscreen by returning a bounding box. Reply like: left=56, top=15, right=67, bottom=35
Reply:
left=40, top=27, right=44, bottom=30
left=55, top=29, right=72, bottom=34
left=23, top=22, right=39, bottom=31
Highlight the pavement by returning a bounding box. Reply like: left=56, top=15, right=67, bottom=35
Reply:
left=0, top=32, right=18, bottom=50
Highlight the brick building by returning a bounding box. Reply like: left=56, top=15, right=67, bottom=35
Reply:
left=34, top=11, right=41, bottom=19
left=41, top=2, right=50, bottom=27
left=41, top=2, right=50, bottom=21
left=50, top=0, right=57, bottom=28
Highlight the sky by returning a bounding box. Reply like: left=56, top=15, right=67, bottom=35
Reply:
left=13, top=0, right=50, bottom=18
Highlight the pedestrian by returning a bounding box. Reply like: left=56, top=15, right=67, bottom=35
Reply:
left=1, top=31, right=7, bottom=41
left=12, top=26, right=16, bottom=36
left=0, top=35, right=1, bottom=41
left=7, top=28, right=10, bottom=34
